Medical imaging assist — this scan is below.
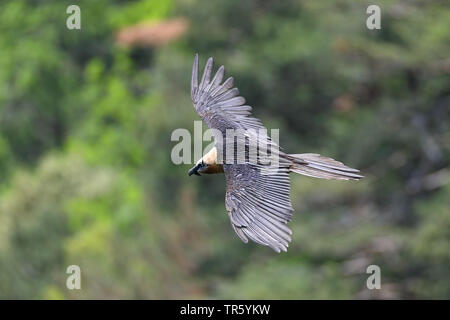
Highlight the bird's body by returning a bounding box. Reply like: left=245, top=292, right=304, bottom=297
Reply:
left=188, top=55, right=363, bottom=252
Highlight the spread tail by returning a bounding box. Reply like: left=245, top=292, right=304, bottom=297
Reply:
left=287, top=153, right=363, bottom=180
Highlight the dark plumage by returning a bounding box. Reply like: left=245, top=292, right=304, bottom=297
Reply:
left=189, top=55, right=362, bottom=252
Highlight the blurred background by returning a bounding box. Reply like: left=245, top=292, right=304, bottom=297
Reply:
left=0, top=0, right=449, bottom=299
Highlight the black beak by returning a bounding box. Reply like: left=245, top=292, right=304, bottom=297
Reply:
left=188, top=163, right=202, bottom=176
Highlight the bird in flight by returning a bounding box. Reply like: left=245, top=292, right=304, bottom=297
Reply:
left=188, top=54, right=363, bottom=252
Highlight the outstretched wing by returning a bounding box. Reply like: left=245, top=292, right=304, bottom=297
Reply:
left=224, top=163, right=294, bottom=252
left=191, top=54, right=294, bottom=252
left=191, top=54, right=263, bottom=132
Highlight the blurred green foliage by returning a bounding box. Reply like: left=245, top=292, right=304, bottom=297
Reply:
left=0, top=0, right=449, bottom=299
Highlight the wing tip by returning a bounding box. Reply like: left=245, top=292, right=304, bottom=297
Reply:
left=193, top=53, right=199, bottom=67
left=272, top=243, right=288, bottom=253
left=191, top=53, right=199, bottom=99
left=205, top=56, right=214, bottom=71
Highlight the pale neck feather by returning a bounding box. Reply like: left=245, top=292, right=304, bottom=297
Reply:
left=202, top=147, right=218, bottom=165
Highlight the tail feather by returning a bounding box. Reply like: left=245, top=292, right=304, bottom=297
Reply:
left=288, top=153, right=363, bottom=180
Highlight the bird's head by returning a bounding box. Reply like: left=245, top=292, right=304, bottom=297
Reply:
left=188, top=158, right=207, bottom=176
left=188, top=147, right=223, bottom=176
